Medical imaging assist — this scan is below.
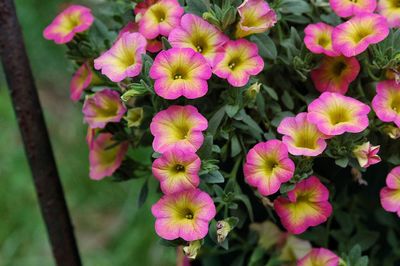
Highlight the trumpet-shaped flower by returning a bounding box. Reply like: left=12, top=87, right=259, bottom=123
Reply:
left=94, top=32, right=147, bottom=82
left=70, top=63, right=92, bottom=102
left=168, top=14, right=228, bottom=67
left=117, top=22, right=162, bottom=53
left=304, top=23, right=339, bottom=57
left=372, top=80, right=400, bottom=128
left=149, top=48, right=212, bottom=99
left=274, top=176, right=333, bottom=234
left=139, top=0, right=184, bottom=39
left=353, top=142, right=381, bottom=168
left=332, top=13, right=389, bottom=57
left=152, top=147, right=201, bottom=194
left=235, top=0, right=277, bottom=38
left=307, top=92, right=371, bottom=136
left=378, top=0, right=400, bottom=28
left=298, top=248, right=340, bottom=266
left=83, top=89, right=127, bottom=129
left=311, top=56, right=360, bottom=94
left=152, top=189, right=216, bottom=241
left=213, top=39, right=264, bottom=87
left=277, top=113, right=328, bottom=157
left=89, top=133, right=129, bottom=180
left=150, top=105, right=208, bottom=153
left=244, top=140, right=295, bottom=196
left=43, top=5, right=94, bottom=44
left=329, top=0, right=377, bottom=17
left=380, top=166, right=400, bottom=217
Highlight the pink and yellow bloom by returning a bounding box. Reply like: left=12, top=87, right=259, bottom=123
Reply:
left=150, top=105, right=208, bottom=153
left=149, top=48, right=212, bottom=99
left=332, top=13, right=389, bottom=57
left=43, top=5, right=94, bottom=44
left=274, top=176, right=333, bottom=234
left=82, top=89, right=127, bottom=129
left=70, top=63, right=93, bottom=102
left=277, top=113, right=328, bottom=157
left=213, top=39, right=264, bottom=87
left=244, top=140, right=295, bottom=196
left=311, top=56, right=360, bottom=95
left=372, top=80, right=400, bottom=128
left=117, top=22, right=162, bottom=53
left=304, top=23, right=339, bottom=57
left=380, top=166, right=400, bottom=217
left=138, top=0, right=184, bottom=39
left=353, top=142, right=381, bottom=168
left=378, top=0, right=400, bottom=28
left=298, top=248, right=340, bottom=266
left=329, top=0, right=377, bottom=17
left=168, top=14, right=228, bottom=67
left=134, top=0, right=159, bottom=16
left=152, top=147, right=201, bottom=194
left=235, top=0, right=277, bottom=38
left=94, top=32, right=147, bottom=82
left=152, top=189, right=216, bottom=241
left=307, top=92, right=371, bottom=136
left=89, top=133, right=129, bottom=180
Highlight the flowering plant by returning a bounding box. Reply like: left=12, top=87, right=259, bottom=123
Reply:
left=44, top=0, right=400, bottom=265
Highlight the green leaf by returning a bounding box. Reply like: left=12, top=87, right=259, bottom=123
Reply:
left=234, top=194, right=254, bottom=221
left=161, top=37, right=172, bottom=50
left=197, top=134, right=214, bottom=159
left=225, top=105, right=240, bottom=118
left=138, top=179, right=149, bottom=208
left=335, top=157, right=349, bottom=168
left=208, top=106, right=226, bottom=135
left=279, top=0, right=312, bottom=14
left=186, top=0, right=209, bottom=16
left=262, top=85, right=278, bottom=100
left=201, top=170, right=225, bottom=184
left=230, top=135, right=241, bottom=157
left=250, top=34, right=277, bottom=60
left=281, top=90, right=294, bottom=110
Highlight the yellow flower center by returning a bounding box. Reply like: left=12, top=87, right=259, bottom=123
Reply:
left=172, top=67, right=189, bottom=80
left=263, top=158, right=280, bottom=176
left=317, top=35, right=330, bottom=48
left=174, top=164, right=186, bottom=173
left=181, top=208, right=194, bottom=220
left=191, top=37, right=209, bottom=54
left=174, top=124, right=190, bottom=140
left=332, top=60, right=347, bottom=77
left=352, top=26, right=373, bottom=43
left=391, top=94, right=400, bottom=113
left=389, top=0, right=400, bottom=8
left=150, top=5, right=166, bottom=23
left=294, top=132, right=317, bottom=150
left=228, top=57, right=242, bottom=70
left=328, top=107, right=351, bottom=125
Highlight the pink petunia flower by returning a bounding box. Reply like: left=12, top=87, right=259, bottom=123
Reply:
left=307, top=92, right=371, bottom=136
left=277, top=113, right=328, bottom=157
left=89, top=133, right=129, bottom=180
left=82, top=89, right=127, bottom=129
left=149, top=48, right=212, bottom=99
left=332, top=13, right=389, bottom=57
left=380, top=166, right=400, bottom=217
left=43, top=5, right=94, bottom=44
left=152, top=147, right=201, bottom=194
left=329, top=0, right=377, bottom=18
left=304, top=23, right=340, bottom=57
left=298, top=248, right=340, bottom=266
left=311, top=56, right=360, bottom=95
left=168, top=14, right=228, bottom=67
left=70, top=63, right=93, bottom=102
left=378, top=0, right=400, bottom=28
left=213, top=39, right=264, bottom=87
left=372, top=80, right=400, bottom=128
left=117, top=22, right=162, bottom=53
left=274, top=176, right=333, bottom=234
left=151, top=189, right=216, bottom=241
left=235, top=0, right=277, bottom=38
left=150, top=105, right=208, bottom=153
left=94, top=32, right=147, bottom=82
left=244, top=140, right=295, bottom=196
left=138, top=0, right=184, bottom=39
left=353, top=142, right=381, bottom=168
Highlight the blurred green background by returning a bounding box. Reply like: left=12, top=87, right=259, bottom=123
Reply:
left=0, top=1, right=175, bottom=265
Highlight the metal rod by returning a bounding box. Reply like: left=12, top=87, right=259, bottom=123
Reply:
left=0, top=0, right=82, bottom=265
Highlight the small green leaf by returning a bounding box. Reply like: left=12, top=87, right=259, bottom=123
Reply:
left=201, top=170, right=225, bottom=184
left=262, top=85, right=278, bottom=100
left=138, top=179, right=149, bottom=208
left=282, top=90, right=294, bottom=110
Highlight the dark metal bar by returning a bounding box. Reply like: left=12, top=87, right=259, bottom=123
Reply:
left=0, top=0, right=82, bottom=265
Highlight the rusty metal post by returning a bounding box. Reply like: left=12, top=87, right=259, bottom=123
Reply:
left=0, top=0, right=82, bottom=265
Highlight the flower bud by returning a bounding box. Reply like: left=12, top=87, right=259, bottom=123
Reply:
left=125, top=107, right=144, bottom=128
left=353, top=142, right=381, bottom=168
left=245, top=82, right=261, bottom=100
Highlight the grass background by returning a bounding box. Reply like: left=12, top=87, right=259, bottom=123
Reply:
left=0, top=1, right=175, bottom=265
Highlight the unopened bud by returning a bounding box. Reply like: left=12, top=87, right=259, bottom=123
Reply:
left=125, top=107, right=144, bottom=127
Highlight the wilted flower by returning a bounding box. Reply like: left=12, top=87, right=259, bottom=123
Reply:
left=125, top=107, right=144, bottom=128
left=245, top=82, right=262, bottom=100
left=372, top=80, right=400, bottom=128
left=380, top=166, right=400, bottom=217
left=216, top=220, right=232, bottom=243
left=183, top=240, right=202, bottom=260
left=70, top=63, right=92, bottom=102
left=383, top=125, right=400, bottom=139
left=329, top=0, right=377, bottom=18
left=297, top=248, right=340, bottom=266
left=304, top=23, right=339, bottom=57
left=353, top=142, right=381, bottom=168
left=278, top=235, right=312, bottom=263
left=378, top=0, right=400, bottom=28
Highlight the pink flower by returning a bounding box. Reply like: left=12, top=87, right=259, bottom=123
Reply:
left=353, top=142, right=381, bottom=168
left=152, top=147, right=201, bottom=194
left=332, top=13, right=389, bottom=57
left=117, top=22, right=162, bottom=53
left=89, top=133, right=129, bottom=180
left=70, top=63, right=92, bottom=102
left=274, top=176, right=333, bottom=234
left=151, top=189, right=216, bottom=241
left=150, top=105, right=208, bottom=153
left=380, top=166, right=400, bottom=217
left=235, top=0, right=277, bottom=38
left=378, top=0, right=400, bottom=28
left=329, top=0, right=377, bottom=18
left=213, top=39, right=264, bottom=87
left=311, top=56, right=360, bottom=95
left=94, top=32, right=147, bottom=82
left=372, top=80, right=400, bottom=128
left=244, top=140, right=295, bottom=196
left=82, top=89, right=127, bottom=129
left=134, top=0, right=159, bottom=16
left=304, top=23, right=339, bottom=57
left=149, top=48, right=212, bottom=99
left=43, top=5, right=94, bottom=44
left=277, top=113, right=328, bottom=157
left=298, top=248, right=340, bottom=266
left=168, top=14, right=228, bottom=67
left=138, top=0, right=184, bottom=39
left=307, top=92, right=371, bottom=136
